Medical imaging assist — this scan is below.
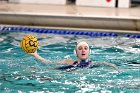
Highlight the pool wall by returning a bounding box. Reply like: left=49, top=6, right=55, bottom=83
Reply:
left=0, top=13, right=140, bottom=31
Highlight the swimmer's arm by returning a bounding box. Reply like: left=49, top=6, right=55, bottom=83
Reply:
left=95, top=62, right=119, bottom=70
left=29, top=52, right=51, bottom=64
left=29, top=52, right=74, bottom=65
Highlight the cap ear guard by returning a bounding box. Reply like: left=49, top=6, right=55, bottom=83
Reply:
left=74, top=49, right=77, bottom=56
left=89, top=49, right=92, bottom=54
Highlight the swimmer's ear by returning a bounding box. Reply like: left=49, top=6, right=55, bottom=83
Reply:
left=74, top=49, right=78, bottom=57
left=74, top=42, right=78, bottom=56
left=89, top=49, right=92, bottom=54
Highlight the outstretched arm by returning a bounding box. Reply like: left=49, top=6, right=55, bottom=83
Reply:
left=98, top=62, right=119, bottom=70
left=29, top=51, right=74, bottom=65
left=29, top=51, right=51, bottom=64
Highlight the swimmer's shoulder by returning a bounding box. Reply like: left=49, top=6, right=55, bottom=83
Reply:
left=58, top=59, right=75, bottom=65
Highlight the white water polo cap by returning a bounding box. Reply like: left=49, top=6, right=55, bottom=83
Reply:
left=74, top=41, right=90, bottom=56
left=76, top=41, right=89, bottom=50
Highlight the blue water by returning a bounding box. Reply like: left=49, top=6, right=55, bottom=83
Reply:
left=0, top=31, right=140, bottom=93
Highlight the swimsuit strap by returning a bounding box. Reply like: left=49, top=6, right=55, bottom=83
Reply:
left=72, top=61, right=78, bottom=65
left=73, top=60, right=92, bottom=67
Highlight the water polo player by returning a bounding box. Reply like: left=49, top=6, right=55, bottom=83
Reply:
left=29, top=41, right=119, bottom=71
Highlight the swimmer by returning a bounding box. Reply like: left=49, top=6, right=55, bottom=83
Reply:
left=29, top=41, right=119, bottom=71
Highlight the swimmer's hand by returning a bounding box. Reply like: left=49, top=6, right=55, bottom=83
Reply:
left=28, top=51, right=51, bottom=64
left=28, top=51, right=38, bottom=56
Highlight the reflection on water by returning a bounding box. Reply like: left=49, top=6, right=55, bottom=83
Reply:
left=0, top=31, right=140, bottom=93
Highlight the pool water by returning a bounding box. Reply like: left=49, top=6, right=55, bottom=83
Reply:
left=0, top=31, right=140, bottom=93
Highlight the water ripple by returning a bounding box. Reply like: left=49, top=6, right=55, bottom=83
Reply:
left=1, top=48, right=13, bottom=53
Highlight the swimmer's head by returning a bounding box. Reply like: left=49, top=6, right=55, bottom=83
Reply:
left=75, top=41, right=90, bottom=60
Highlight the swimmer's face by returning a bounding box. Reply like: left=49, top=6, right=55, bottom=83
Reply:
left=76, top=44, right=89, bottom=60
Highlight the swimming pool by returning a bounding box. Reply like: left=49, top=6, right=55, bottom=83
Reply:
left=0, top=26, right=140, bottom=93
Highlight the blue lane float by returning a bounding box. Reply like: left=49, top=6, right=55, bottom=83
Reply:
left=0, top=26, right=140, bottom=38
left=124, top=34, right=140, bottom=38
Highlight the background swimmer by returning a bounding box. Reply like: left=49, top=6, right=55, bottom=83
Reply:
left=29, top=41, right=119, bottom=71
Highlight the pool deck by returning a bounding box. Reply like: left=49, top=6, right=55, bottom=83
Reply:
left=0, top=2, right=140, bottom=33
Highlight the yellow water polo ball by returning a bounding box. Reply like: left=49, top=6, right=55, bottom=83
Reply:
left=20, top=35, right=38, bottom=53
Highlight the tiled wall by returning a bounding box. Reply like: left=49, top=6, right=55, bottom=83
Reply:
left=76, top=0, right=131, bottom=8
left=8, top=0, right=131, bottom=8
left=118, top=0, right=131, bottom=8
left=9, top=0, right=68, bottom=5
left=76, top=0, right=116, bottom=7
